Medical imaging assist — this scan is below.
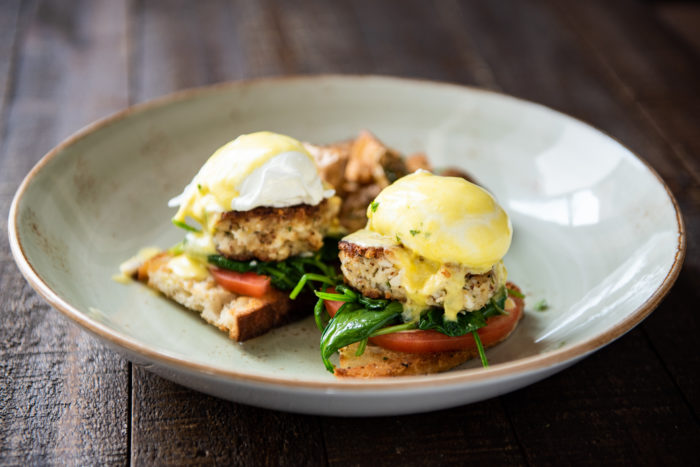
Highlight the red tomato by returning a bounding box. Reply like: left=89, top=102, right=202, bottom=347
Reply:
left=323, top=283, right=524, bottom=354
left=210, top=267, right=272, bottom=298
left=324, top=287, right=345, bottom=316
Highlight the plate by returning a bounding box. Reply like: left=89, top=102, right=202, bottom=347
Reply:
left=9, top=76, right=685, bottom=416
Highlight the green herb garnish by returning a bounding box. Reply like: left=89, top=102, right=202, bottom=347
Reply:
left=507, top=287, right=525, bottom=299
left=409, top=229, right=420, bottom=236
left=172, top=219, right=200, bottom=233
left=472, top=331, right=488, bottom=367
left=168, top=240, right=186, bottom=255
left=370, top=201, right=379, bottom=212
left=534, top=299, right=549, bottom=311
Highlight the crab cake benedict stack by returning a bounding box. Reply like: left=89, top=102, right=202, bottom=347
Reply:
left=316, top=171, right=524, bottom=377
left=132, top=132, right=341, bottom=341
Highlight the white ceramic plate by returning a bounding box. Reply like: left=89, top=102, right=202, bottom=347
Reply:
left=9, top=76, right=684, bottom=416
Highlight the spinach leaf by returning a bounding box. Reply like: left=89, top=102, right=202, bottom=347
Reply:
left=417, top=287, right=507, bottom=336
left=320, top=301, right=402, bottom=372
left=357, top=294, right=390, bottom=310
left=313, top=297, right=328, bottom=332
left=418, top=308, right=486, bottom=336
left=207, top=254, right=255, bottom=273
left=207, top=235, right=342, bottom=293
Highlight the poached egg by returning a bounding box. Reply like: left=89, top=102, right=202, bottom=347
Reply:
left=344, top=171, right=512, bottom=321
left=166, top=131, right=335, bottom=280
left=169, top=131, right=335, bottom=232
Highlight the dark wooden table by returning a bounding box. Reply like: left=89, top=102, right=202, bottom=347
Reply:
left=1, top=0, right=698, bottom=464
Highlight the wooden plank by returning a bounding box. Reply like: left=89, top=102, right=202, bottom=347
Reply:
left=0, top=0, right=130, bottom=464
left=502, top=328, right=700, bottom=464
left=544, top=0, right=700, bottom=416
left=258, top=1, right=523, bottom=466
left=347, top=0, right=485, bottom=85
left=323, top=399, right=525, bottom=466
left=0, top=0, right=21, bottom=131
left=123, top=0, right=699, bottom=464
left=442, top=0, right=700, bottom=461
left=131, top=368, right=326, bottom=465
left=270, top=0, right=373, bottom=74
left=127, top=1, right=329, bottom=463
left=131, top=0, right=287, bottom=103
left=657, top=2, right=700, bottom=56
left=260, top=1, right=523, bottom=466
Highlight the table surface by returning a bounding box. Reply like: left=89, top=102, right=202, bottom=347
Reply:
left=1, top=0, right=698, bottom=465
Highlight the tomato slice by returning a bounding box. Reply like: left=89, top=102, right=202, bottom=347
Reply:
left=324, top=287, right=345, bottom=316
left=323, top=283, right=524, bottom=354
left=210, top=267, right=272, bottom=298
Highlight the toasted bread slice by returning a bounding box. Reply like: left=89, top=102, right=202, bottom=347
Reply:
left=137, top=252, right=292, bottom=341
left=335, top=344, right=479, bottom=377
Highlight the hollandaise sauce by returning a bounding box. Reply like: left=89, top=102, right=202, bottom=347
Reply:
left=164, top=131, right=335, bottom=279
left=168, top=131, right=334, bottom=233
left=349, top=171, right=512, bottom=322
left=366, top=171, right=511, bottom=274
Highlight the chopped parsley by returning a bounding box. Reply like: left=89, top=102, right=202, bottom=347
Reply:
left=172, top=219, right=200, bottom=233
left=370, top=201, right=379, bottom=212
left=534, top=299, right=549, bottom=311
left=409, top=229, right=421, bottom=236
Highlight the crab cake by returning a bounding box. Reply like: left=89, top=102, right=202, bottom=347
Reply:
left=338, top=230, right=504, bottom=314
left=213, top=197, right=341, bottom=262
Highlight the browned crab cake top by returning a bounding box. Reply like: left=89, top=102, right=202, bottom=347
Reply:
left=213, top=197, right=341, bottom=262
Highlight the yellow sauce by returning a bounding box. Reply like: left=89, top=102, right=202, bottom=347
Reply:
left=351, top=171, right=512, bottom=321
left=114, top=246, right=162, bottom=282
left=172, top=132, right=317, bottom=232
left=366, top=171, right=511, bottom=274
left=167, top=254, right=210, bottom=281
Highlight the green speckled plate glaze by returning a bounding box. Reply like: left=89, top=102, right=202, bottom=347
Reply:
left=9, top=76, right=685, bottom=416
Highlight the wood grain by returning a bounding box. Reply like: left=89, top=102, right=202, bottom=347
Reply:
left=0, top=0, right=698, bottom=464
left=546, top=0, right=700, bottom=417
left=438, top=0, right=700, bottom=461
left=452, top=0, right=699, bottom=417
left=0, top=0, right=130, bottom=464
left=131, top=367, right=326, bottom=466
left=127, top=1, right=330, bottom=464
left=0, top=0, right=20, bottom=132
left=503, top=328, right=700, bottom=465
left=322, top=398, right=525, bottom=466
left=657, top=2, right=700, bottom=56
left=130, top=0, right=288, bottom=103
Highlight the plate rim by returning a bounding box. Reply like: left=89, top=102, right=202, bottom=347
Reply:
left=7, top=74, right=687, bottom=391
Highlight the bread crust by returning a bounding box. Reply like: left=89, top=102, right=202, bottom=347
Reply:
left=335, top=344, right=479, bottom=377
left=137, top=252, right=292, bottom=341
